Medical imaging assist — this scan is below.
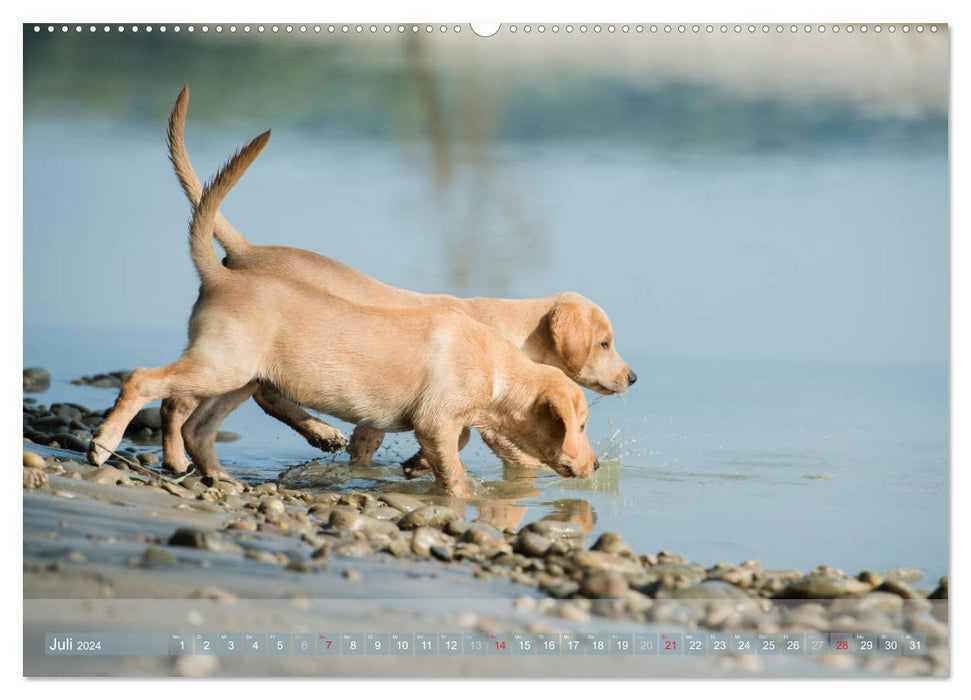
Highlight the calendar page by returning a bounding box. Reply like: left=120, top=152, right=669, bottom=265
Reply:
left=22, top=21, right=948, bottom=679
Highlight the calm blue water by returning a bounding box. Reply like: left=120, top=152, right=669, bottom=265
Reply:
left=23, top=34, right=948, bottom=583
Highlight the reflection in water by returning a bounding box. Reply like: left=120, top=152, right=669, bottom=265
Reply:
left=278, top=459, right=600, bottom=534
left=404, top=32, right=545, bottom=297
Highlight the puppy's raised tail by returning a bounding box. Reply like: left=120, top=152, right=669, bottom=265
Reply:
left=190, top=130, right=271, bottom=285
left=169, top=83, right=252, bottom=257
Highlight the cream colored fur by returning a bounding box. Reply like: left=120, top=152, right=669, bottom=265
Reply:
left=88, top=128, right=599, bottom=496
left=160, top=85, right=636, bottom=474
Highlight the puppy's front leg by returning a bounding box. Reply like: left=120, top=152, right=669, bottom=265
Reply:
left=402, top=427, right=470, bottom=479
left=252, top=385, right=348, bottom=452
left=414, top=424, right=471, bottom=497
left=347, top=427, right=387, bottom=467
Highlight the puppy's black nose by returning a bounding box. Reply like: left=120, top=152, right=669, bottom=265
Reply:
left=593, top=459, right=601, bottom=471
left=627, top=371, right=638, bottom=386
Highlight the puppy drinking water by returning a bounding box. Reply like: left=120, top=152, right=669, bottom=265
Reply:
left=88, top=129, right=599, bottom=496
left=161, top=85, right=636, bottom=474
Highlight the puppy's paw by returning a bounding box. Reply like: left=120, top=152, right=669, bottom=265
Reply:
left=302, top=423, right=349, bottom=453
left=87, top=439, right=111, bottom=467
left=402, top=451, right=433, bottom=480
left=200, top=471, right=247, bottom=493
left=442, top=477, right=478, bottom=499
left=162, top=456, right=192, bottom=475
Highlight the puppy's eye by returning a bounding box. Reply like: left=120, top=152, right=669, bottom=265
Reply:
left=600, top=341, right=610, bottom=350
left=580, top=423, right=587, bottom=432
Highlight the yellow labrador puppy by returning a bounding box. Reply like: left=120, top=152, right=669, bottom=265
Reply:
left=88, top=130, right=599, bottom=497
left=162, top=85, right=635, bottom=474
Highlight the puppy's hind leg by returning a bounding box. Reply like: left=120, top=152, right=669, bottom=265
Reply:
left=88, top=355, right=252, bottom=467
left=160, top=396, right=195, bottom=473
left=252, top=385, right=348, bottom=453
left=89, top=358, right=199, bottom=466
left=183, top=382, right=258, bottom=483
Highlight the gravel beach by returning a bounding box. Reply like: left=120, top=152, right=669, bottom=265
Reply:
left=22, top=390, right=948, bottom=678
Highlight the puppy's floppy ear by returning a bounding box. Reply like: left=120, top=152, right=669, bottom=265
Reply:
left=548, top=302, right=593, bottom=375
left=538, top=392, right=580, bottom=460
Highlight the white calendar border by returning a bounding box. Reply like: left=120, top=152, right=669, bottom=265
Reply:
left=3, top=0, right=964, bottom=697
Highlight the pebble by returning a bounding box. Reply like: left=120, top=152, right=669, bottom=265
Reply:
left=23, top=367, right=51, bottom=393
left=430, top=545, right=454, bottom=562
left=929, top=575, right=948, bottom=600
left=877, top=579, right=921, bottom=599
left=258, top=498, right=286, bottom=518
left=514, top=530, right=552, bottom=558
left=334, top=540, right=374, bottom=558
left=162, top=482, right=195, bottom=499
left=447, top=520, right=502, bottom=539
left=777, top=576, right=872, bottom=599
left=880, top=567, right=924, bottom=584
left=710, top=567, right=754, bottom=589
left=385, top=536, right=411, bottom=558
left=397, top=505, right=461, bottom=531
left=190, top=587, right=238, bottom=601
left=137, top=452, right=160, bottom=467
left=84, top=466, right=133, bottom=487
left=23, top=450, right=46, bottom=469
left=244, top=549, right=280, bottom=565
left=167, top=528, right=243, bottom=554
left=50, top=432, right=90, bottom=453
left=286, top=557, right=316, bottom=573
left=312, top=542, right=334, bottom=560
left=537, top=573, right=580, bottom=598
left=590, top=532, right=635, bottom=558
left=31, top=415, right=71, bottom=433
left=199, top=487, right=223, bottom=503
left=378, top=493, right=425, bottom=513
left=143, top=547, right=178, bottom=565
left=660, top=580, right=750, bottom=600
left=637, top=563, right=707, bottom=590
left=342, top=568, right=363, bottom=582
left=338, top=492, right=375, bottom=510
left=360, top=517, right=400, bottom=537
left=579, top=570, right=632, bottom=599
left=23, top=467, right=49, bottom=489
left=572, top=550, right=644, bottom=576
left=328, top=506, right=365, bottom=531
left=522, top=520, right=585, bottom=541
left=363, top=504, right=402, bottom=521
left=410, top=527, right=453, bottom=557
left=130, top=407, right=162, bottom=431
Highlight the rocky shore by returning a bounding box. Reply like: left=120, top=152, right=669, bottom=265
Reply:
left=22, top=386, right=948, bottom=678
